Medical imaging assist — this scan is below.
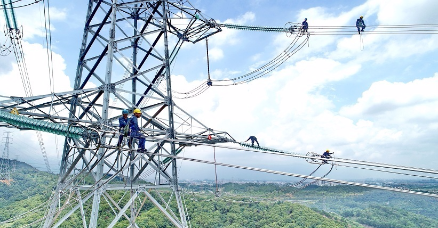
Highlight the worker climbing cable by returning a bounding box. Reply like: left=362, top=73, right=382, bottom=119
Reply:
left=245, top=136, right=260, bottom=147
left=321, top=149, right=334, bottom=164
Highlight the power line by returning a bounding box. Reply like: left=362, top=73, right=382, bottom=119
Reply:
left=0, top=0, right=43, bottom=9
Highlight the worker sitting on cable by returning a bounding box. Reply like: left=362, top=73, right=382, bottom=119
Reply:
left=356, top=16, right=366, bottom=34
left=117, top=109, right=130, bottom=147
left=245, top=136, right=260, bottom=147
left=301, top=18, right=308, bottom=35
left=321, top=149, right=333, bottom=164
left=129, top=108, right=146, bottom=153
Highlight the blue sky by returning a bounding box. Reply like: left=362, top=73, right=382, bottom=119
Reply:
left=1, top=0, right=438, bottom=182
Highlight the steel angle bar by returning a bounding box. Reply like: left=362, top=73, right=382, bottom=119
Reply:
left=60, top=140, right=92, bottom=183
left=103, top=192, right=132, bottom=222
left=110, top=93, right=132, bottom=112
left=133, top=143, right=164, bottom=182
left=76, top=101, right=101, bottom=121
left=136, top=45, right=163, bottom=61
left=136, top=155, right=172, bottom=182
left=129, top=147, right=172, bottom=179
left=137, top=32, right=163, bottom=69
left=107, top=192, right=138, bottom=228
left=173, top=114, right=191, bottom=131
left=154, top=190, right=179, bottom=220
left=78, top=91, right=104, bottom=119
left=116, top=88, right=164, bottom=102
left=14, top=98, right=70, bottom=114
left=80, top=46, right=109, bottom=89
left=88, top=29, right=110, bottom=44
left=112, top=92, right=166, bottom=130
left=84, top=0, right=103, bottom=28
left=143, top=190, right=182, bottom=227
left=75, top=189, right=88, bottom=228
left=114, top=28, right=161, bottom=44
left=51, top=192, right=94, bottom=228
left=81, top=11, right=111, bottom=61
left=138, top=101, right=165, bottom=111
left=99, top=184, right=170, bottom=190
left=173, top=103, right=209, bottom=129
left=114, top=64, right=163, bottom=86
left=136, top=67, right=164, bottom=105
left=83, top=51, right=107, bottom=62
left=117, top=0, right=155, bottom=8
left=102, top=193, right=119, bottom=216
left=142, top=104, right=167, bottom=128
left=0, top=88, right=99, bottom=106
left=167, top=1, right=200, bottom=19
left=142, top=79, right=166, bottom=99
left=115, top=8, right=164, bottom=60
left=134, top=2, right=161, bottom=44
left=116, top=52, right=166, bottom=98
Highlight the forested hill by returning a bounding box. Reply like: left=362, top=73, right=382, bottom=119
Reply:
left=2, top=160, right=438, bottom=227
left=0, top=160, right=357, bottom=227
left=0, top=158, right=56, bottom=208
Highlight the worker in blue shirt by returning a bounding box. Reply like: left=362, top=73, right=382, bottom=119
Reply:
left=117, top=109, right=130, bottom=147
left=129, top=108, right=146, bottom=152
left=356, top=16, right=366, bottom=34
left=245, top=136, right=260, bottom=147
left=301, top=18, right=308, bottom=35
left=321, top=149, right=333, bottom=164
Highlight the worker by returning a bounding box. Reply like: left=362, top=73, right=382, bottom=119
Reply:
left=117, top=109, right=130, bottom=147
left=245, top=136, right=260, bottom=147
left=356, top=16, right=366, bottom=34
left=321, top=149, right=333, bottom=164
left=129, top=108, right=146, bottom=152
left=301, top=18, right=308, bottom=35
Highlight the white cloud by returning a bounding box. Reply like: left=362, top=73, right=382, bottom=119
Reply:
left=374, top=0, right=437, bottom=25
left=0, top=41, right=71, bottom=97
left=340, top=74, right=438, bottom=118
left=208, top=47, right=224, bottom=61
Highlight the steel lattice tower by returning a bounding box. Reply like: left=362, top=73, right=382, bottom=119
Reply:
left=0, top=132, right=12, bottom=181
left=1, top=0, right=230, bottom=227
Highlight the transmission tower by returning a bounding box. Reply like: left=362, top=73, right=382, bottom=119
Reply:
left=1, top=0, right=52, bottom=174
left=1, top=0, right=230, bottom=227
left=0, top=131, right=13, bottom=182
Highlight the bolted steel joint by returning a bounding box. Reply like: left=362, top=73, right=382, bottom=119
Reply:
left=11, top=96, right=25, bottom=103
left=99, top=83, right=116, bottom=93
left=164, top=96, right=172, bottom=106
left=166, top=128, right=175, bottom=138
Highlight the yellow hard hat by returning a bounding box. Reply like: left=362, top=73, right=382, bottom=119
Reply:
left=133, top=108, right=141, bottom=114
left=326, top=149, right=330, bottom=152
left=360, top=16, right=363, bottom=18
left=10, top=108, right=19, bottom=115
